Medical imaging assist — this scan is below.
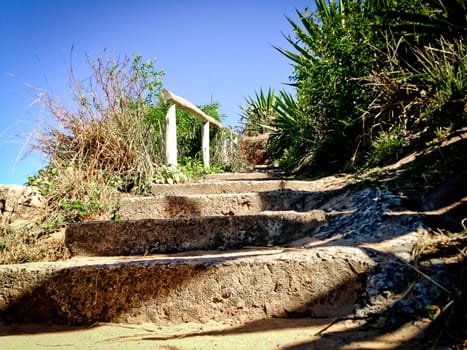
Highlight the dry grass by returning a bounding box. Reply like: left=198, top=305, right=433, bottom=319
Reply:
left=411, top=228, right=467, bottom=348
left=29, top=53, right=166, bottom=213
left=0, top=227, right=70, bottom=264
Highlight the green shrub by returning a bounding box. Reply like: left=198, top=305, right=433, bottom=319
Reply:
left=242, top=0, right=467, bottom=174
left=366, top=131, right=405, bottom=167
left=266, top=1, right=380, bottom=172
left=413, top=38, right=467, bottom=130
left=266, top=91, right=313, bottom=172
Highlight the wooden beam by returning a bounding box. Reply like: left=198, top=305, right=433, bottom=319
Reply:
left=160, top=89, right=222, bottom=129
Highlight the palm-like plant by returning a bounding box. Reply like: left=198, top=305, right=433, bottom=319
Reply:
left=245, top=0, right=466, bottom=174
left=240, top=88, right=278, bottom=136
left=267, top=91, right=315, bottom=172
left=274, top=0, right=378, bottom=172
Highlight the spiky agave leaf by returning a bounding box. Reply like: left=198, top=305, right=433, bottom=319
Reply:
left=266, top=91, right=317, bottom=172
left=240, top=88, right=278, bottom=136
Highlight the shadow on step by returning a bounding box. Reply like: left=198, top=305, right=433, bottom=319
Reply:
left=129, top=250, right=462, bottom=350
left=0, top=240, right=378, bottom=334
left=281, top=255, right=465, bottom=350
left=0, top=252, right=267, bottom=331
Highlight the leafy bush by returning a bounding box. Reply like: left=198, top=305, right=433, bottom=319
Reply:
left=365, top=130, right=405, bottom=167
left=174, top=102, right=222, bottom=159
left=241, top=0, right=467, bottom=175
left=240, top=88, right=313, bottom=170
left=266, top=91, right=313, bottom=172
left=271, top=0, right=379, bottom=173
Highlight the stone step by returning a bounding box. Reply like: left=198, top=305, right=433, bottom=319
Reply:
left=203, top=172, right=277, bottom=181
left=151, top=176, right=349, bottom=196
left=118, top=190, right=330, bottom=220
left=65, top=210, right=326, bottom=256
left=0, top=247, right=375, bottom=325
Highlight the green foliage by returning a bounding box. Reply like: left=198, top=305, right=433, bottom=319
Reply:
left=152, top=165, right=189, bottom=185
left=131, top=54, right=164, bottom=104
left=267, top=91, right=314, bottom=172
left=371, top=0, right=467, bottom=44
left=179, top=157, right=218, bottom=178
left=271, top=0, right=379, bottom=172
left=413, top=38, right=467, bottom=129
left=151, top=157, right=223, bottom=185
left=26, top=165, right=59, bottom=195
left=241, top=88, right=278, bottom=136
left=60, top=199, right=106, bottom=222
left=41, top=214, right=66, bottom=233
left=175, top=102, right=222, bottom=159
left=240, top=0, right=467, bottom=175
left=240, top=87, right=314, bottom=171
left=365, top=131, right=405, bottom=167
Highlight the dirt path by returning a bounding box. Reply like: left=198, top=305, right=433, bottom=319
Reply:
left=0, top=317, right=430, bottom=350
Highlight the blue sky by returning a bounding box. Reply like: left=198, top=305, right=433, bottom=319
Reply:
left=0, top=0, right=312, bottom=185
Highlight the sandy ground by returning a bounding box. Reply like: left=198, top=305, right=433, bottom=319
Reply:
left=0, top=317, right=431, bottom=350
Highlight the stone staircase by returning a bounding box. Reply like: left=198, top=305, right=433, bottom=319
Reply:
left=0, top=173, right=424, bottom=327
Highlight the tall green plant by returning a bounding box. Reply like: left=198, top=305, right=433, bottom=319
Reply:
left=274, top=0, right=379, bottom=172
left=363, top=1, right=467, bottom=153
left=269, top=0, right=467, bottom=174
left=266, top=91, right=314, bottom=172
left=370, top=0, right=467, bottom=43
left=240, top=88, right=278, bottom=136
left=413, top=37, right=467, bottom=129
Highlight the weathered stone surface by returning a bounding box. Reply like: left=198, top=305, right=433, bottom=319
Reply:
left=119, top=190, right=329, bottom=220
left=203, top=171, right=275, bottom=181
left=1, top=174, right=445, bottom=334
left=0, top=248, right=375, bottom=325
left=66, top=211, right=326, bottom=256
left=238, top=134, right=269, bottom=165
left=0, top=185, right=46, bottom=229
left=151, top=177, right=350, bottom=196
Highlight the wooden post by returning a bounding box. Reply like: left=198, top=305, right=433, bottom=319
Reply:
left=202, top=122, right=210, bottom=168
left=165, top=104, right=177, bottom=168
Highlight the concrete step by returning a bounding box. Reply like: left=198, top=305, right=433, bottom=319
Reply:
left=118, top=190, right=331, bottom=220
left=65, top=210, right=326, bottom=256
left=151, top=176, right=349, bottom=196
left=0, top=180, right=427, bottom=334
left=203, top=172, right=277, bottom=181
left=0, top=247, right=375, bottom=325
